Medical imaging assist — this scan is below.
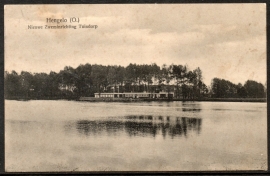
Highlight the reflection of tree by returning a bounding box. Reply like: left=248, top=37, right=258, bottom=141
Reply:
left=76, top=120, right=125, bottom=136
left=75, top=116, right=202, bottom=139
left=181, top=102, right=201, bottom=112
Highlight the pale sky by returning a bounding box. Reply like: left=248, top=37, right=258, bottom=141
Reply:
left=4, top=4, right=266, bottom=86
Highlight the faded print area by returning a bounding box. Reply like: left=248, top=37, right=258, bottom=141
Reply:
left=4, top=4, right=267, bottom=172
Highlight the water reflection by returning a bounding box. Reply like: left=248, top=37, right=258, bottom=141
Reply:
left=72, top=116, right=202, bottom=139
left=182, top=108, right=201, bottom=112
left=182, top=102, right=201, bottom=112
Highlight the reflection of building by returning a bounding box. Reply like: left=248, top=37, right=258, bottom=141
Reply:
left=94, top=92, right=174, bottom=98
left=71, top=116, right=202, bottom=138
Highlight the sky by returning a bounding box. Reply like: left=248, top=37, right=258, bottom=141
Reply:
left=4, top=4, right=266, bottom=86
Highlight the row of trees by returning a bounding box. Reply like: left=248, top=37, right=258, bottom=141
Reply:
left=210, top=78, right=266, bottom=98
left=4, top=63, right=266, bottom=100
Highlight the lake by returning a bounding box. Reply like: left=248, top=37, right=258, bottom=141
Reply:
left=5, top=100, right=267, bottom=171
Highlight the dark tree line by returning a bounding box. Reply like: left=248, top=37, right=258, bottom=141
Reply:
left=210, top=78, right=266, bottom=98
left=4, top=63, right=266, bottom=100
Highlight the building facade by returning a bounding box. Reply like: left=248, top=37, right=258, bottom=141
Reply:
left=94, top=92, right=174, bottom=99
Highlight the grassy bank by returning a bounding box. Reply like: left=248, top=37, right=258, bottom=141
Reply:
left=79, top=97, right=266, bottom=103
left=143, top=98, right=266, bottom=102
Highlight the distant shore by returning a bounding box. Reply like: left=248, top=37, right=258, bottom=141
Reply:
left=5, top=97, right=266, bottom=103
left=79, top=97, right=267, bottom=102
left=146, top=98, right=267, bottom=102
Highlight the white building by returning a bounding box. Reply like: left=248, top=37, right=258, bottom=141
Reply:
left=94, top=92, right=174, bottom=99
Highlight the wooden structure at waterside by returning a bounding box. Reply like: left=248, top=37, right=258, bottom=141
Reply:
left=94, top=92, right=174, bottom=99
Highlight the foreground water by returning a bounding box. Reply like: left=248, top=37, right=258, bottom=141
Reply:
left=5, top=100, right=267, bottom=171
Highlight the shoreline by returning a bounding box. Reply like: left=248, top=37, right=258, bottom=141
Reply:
left=5, top=97, right=267, bottom=103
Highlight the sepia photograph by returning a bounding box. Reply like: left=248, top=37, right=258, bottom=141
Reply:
left=4, top=4, right=267, bottom=171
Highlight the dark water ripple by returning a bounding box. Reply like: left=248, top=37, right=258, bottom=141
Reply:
left=68, top=116, right=202, bottom=139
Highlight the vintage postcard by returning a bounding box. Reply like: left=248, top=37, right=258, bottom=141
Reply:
left=4, top=4, right=267, bottom=171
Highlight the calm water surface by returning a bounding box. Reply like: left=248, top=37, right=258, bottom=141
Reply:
left=5, top=100, right=267, bottom=171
